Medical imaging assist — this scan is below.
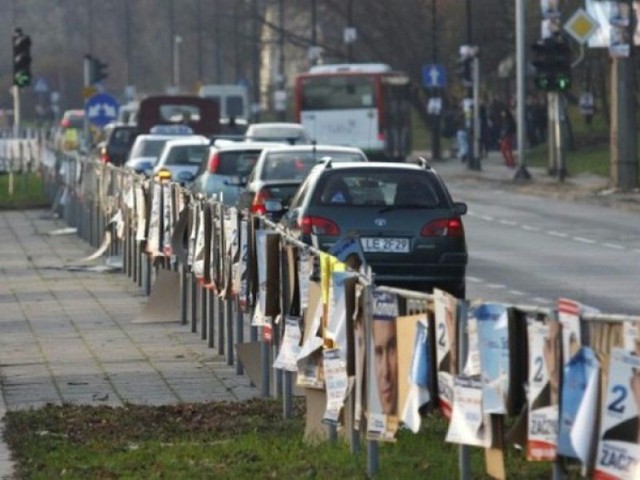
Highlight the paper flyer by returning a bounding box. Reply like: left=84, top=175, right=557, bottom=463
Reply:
left=146, top=182, right=161, bottom=256
left=298, top=249, right=312, bottom=310
left=354, top=285, right=365, bottom=431
left=326, top=271, right=356, bottom=363
left=235, top=219, right=249, bottom=310
left=134, top=184, right=147, bottom=242
left=474, top=302, right=510, bottom=415
left=445, top=376, right=492, bottom=448
left=527, top=319, right=561, bottom=461
left=296, top=293, right=324, bottom=389
left=252, top=230, right=268, bottom=327
left=558, top=298, right=582, bottom=364
left=595, top=348, right=640, bottom=480
left=367, top=290, right=399, bottom=442
left=192, top=207, right=205, bottom=279
left=187, top=203, right=199, bottom=268
left=162, top=182, right=173, bottom=256
left=273, top=317, right=302, bottom=372
left=401, top=319, right=431, bottom=433
left=623, top=321, right=640, bottom=355
left=323, top=348, right=350, bottom=425
left=434, top=288, right=457, bottom=418
left=556, top=347, right=600, bottom=466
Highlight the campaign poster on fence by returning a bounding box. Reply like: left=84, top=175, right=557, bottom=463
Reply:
left=434, top=288, right=457, bottom=418
left=134, top=184, right=147, bottom=242
left=527, top=319, right=561, bottom=461
left=623, top=321, right=640, bottom=355
left=445, top=376, right=492, bottom=448
left=234, top=219, right=249, bottom=308
left=594, top=348, right=640, bottom=480
left=252, top=230, right=268, bottom=326
left=474, top=302, right=510, bottom=415
left=296, top=282, right=324, bottom=390
left=399, top=318, right=432, bottom=433
left=367, top=290, right=399, bottom=442
left=557, top=346, right=600, bottom=466
left=298, top=249, right=312, bottom=311
left=328, top=232, right=367, bottom=274
left=558, top=298, right=582, bottom=364
left=273, top=316, right=302, bottom=372
left=323, top=348, right=351, bottom=425
left=161, top=182, right=173, bottom=256
left=326, top=271, right=357, bottom=363
left=146, top=182, right=162, bottom=256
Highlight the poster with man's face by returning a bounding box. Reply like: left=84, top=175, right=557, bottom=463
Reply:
left=367, top=290, right=399, bottom=442
left=595, top=348, right=640, bottom=479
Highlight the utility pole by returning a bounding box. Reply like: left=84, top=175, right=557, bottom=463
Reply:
left=124, top=0, right=132, bottom=86
left=611, top=1, right=638, bottom=190
left=465, top=0, right=480, bottom=171
left=430, top=0, right=441, bottom=160
left=197, top=0, right=203, bottom=83
left=513, top=0, right=530, bottom=180
left=169, top=0, right=175, bottom=87
left=277, top=0, right=286, bottom=121
left=251, top=0, right=261, bottom=122
left=346, top=0, right=354, bottom=62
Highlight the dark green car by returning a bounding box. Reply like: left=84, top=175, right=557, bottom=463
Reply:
left=280, top=161, right=468, bottom=298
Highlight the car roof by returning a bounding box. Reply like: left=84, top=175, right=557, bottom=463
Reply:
left=313, top=161, right=430, bottom=173
left=247, top=122, right=304, bottom=130
left=212, top=140, right=287, bottom=151
left=133, top=134, right=184, bottom=142
left=261, top=144, right=366, bottom=154
left=163, top=136, right=210, bottom=147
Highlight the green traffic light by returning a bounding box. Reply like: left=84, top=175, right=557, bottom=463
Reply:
left=556, top=76, right=571, bottom=92
left=14, top=72, right=31, bottom=88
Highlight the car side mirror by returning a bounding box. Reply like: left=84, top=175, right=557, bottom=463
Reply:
left=453, top=201, right=468, bottom=216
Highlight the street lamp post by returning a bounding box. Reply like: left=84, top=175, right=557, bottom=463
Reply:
left=173, top=35, right=183, bottom=90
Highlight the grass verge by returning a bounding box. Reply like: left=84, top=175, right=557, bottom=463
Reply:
left=0, top=172, right=49, bottom=209
left=4, top=399, right=582, bottom=479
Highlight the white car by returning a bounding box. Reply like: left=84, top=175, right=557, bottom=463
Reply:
left=124, top=126, right=194, bottom=175
left=153, top=136, right=210, bottom=184
left=244, top=122, right=311, bottom=145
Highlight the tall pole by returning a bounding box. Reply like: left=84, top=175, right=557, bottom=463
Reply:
left=278, top=0, right=286, bottom=121
left=611, top=1, right=638, bottom=190
left=169, top=0, right=175, bottom=87
left=430, top=0, right=441, bottom=160
left=88, top=0, right=93, bottom=54
left=465, top=0, right=478, bottom=170
left=514, top=0, right=531, bottom=180
left=197, top=0, right=203, bottom=83
left=251, top=0, right=261, bottom=121
left=347, top=0, right=354, bottom=62
left=124, top=0, right=132, bottom=86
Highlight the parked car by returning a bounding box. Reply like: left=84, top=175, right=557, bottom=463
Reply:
left=190, top=141, right=281, bottom=205
left=124, top=126, right=194, bottom=175
left=244, top=122, right=311, bottom=144
left=278, top=160, right=468, bottom=298
left=99, top=123, right=139, bottom=166
left=152, top=136, right=210, bottom=184
left=236, top=144, right=368, bottom=216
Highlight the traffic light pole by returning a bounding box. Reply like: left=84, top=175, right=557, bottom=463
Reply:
left=12, top=85, right=20, bottom=138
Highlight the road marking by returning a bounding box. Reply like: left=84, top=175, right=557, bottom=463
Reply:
left=521, top=225, right=540, bottom=231
left=466, top=276, right=482, bottom=283
left=603, top=243, right=624, bottom=250
left=509, top=290, right=526, bottom=296
left=499, top=220, right=517, bottom=226
left=531, top=297, right=552, bottom=305
left=547, top=230, right=568, bottom=238
left=574, top=236, right=596, bottom=244
left=487, top=283, right=506, bottom=289
left=479, top=215, right=494, bottom=221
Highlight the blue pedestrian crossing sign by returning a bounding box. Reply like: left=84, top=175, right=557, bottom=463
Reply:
left=85, top=92, right=120, bottom=127
left=422, top=64, right=446, bottom=88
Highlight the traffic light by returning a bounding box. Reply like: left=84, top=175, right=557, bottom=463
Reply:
left=456, top=57, right=472, bottom=87
left=93, top=58, right=108, bottom=83
left=531, top=36, right=572, bottom=92
left=12, top=28, right=32, bottom=88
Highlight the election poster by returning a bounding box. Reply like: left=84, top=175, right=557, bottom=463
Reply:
left=557, top=347, right=600, bottom=466
left=434, top=288, right=457, bottom=418
left=367, top=290, right=399, bottom=442
left=445, top=376, right=492, bottom=448
left=595, top=348, right=640, bottom=480
left=474, top=302, right=510, bottom=415
left=273, top=316, right=302, bottom=372
left=559, top=298, right=582, bottom=365
left=527, top=319, right=561, bottom=461
left=323, top=348, right=350, bottom=425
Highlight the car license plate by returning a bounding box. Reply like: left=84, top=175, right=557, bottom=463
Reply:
left=361, top=237, right=409, bottom=253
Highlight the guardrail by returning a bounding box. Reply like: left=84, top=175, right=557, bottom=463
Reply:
left=38, top=147, right=640, bottom=480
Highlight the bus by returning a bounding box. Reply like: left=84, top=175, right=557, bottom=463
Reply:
left=294, top=63, right=412, bottom=161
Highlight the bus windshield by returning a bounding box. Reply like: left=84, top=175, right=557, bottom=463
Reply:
left=300, top=76, right=376, bottom=111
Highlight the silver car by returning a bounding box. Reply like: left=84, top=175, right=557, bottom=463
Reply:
left=153, top=136, right=210, bottom=184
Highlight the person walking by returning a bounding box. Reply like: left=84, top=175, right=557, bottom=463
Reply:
left=499, top=108, right=517, bottom=168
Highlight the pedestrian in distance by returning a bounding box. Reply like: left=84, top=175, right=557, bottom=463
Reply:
left=499, top=108, right=517, bottom=168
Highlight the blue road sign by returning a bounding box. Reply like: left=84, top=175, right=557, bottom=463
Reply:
left=85, top=92, right=119, bottom=127
left=422, top=64, right=446, bottom=88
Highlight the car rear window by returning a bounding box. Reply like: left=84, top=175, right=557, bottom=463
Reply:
left=262, top=151, right=364, bottom=181
left=166, top=145, right=209, bottom=165
left=110, top=128, right=137, bottom=147
left=313, top=170, right=444, bottom=207
left=130, top=139, right=169, bottom=158
left=216, top=150, right=262, bottom=176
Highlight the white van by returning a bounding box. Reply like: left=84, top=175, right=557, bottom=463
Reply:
left=198, top=84, right=249, bottom=133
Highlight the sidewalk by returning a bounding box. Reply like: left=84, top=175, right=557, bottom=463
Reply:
left=416, top=150, right=640, bottom=213
left=0, top=210, right=258, bottom=479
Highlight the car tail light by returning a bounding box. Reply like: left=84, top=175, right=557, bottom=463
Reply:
left=421, top=218, right=464, bottom=237
left=299, top=216, right=340, bottom=236
left=208, top=152, right=220, bottom=173
left=251, top=188, right=271, bottom=215
left=60, top=119, right=70, bottom=128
